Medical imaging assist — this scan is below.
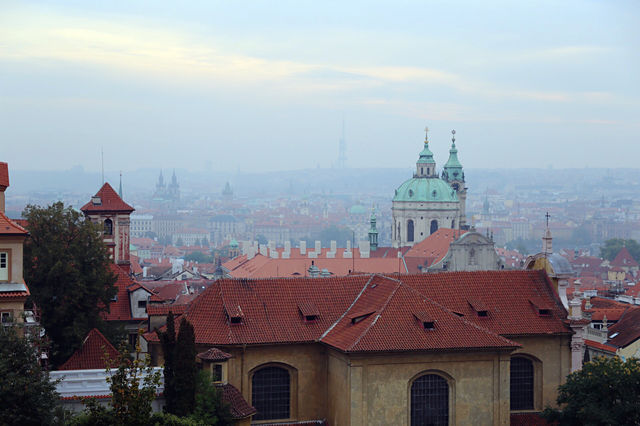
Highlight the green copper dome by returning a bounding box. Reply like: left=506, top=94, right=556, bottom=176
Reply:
left=417, top=142, right=435, bottom=164
left=393, top=177, right=458, bottom=202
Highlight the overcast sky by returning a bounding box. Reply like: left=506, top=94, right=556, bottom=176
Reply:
left=1, top=0, right=639, bottom=173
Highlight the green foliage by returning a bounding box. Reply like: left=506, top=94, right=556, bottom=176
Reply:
left=149, top=412, right=200, bottom=425
left=158, top=312, right=177, bottom=414
left=0, top=325, right=61, bottom=425
left=22, top=202, right=118, bottom=367
left=184, top=251, right=213, bottom=263
left=190, top=371, right=233, bottom=426
left=542, top=356, right=640, bottom=425
left=173, top=318, right=198, bottom=417
left=600, top=239, right=640, bottom=262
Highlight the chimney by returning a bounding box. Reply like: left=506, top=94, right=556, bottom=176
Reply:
left=0, top=162, right=9, bottom=214
left=300, top=240, right=306, bottom=255
left=330, top=240, right=337, bottom=253
left=315, top=240, right=321, bottom=255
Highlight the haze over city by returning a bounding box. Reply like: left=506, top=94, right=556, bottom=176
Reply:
left=2, top=0, right=639, bottom=172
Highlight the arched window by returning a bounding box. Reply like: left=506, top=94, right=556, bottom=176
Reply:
left=510, top=356, right=534, bottom=410
left=430, top=220, right=438, bottom=235
left=411, top=374, right=449, bottom=425
left=104, top=219, right=113, bottom=235
left=451, top=219, right=455, bottom=229
left=252, top=366, right=290, bottom=420
left=407, top=220, right=415, bottom=242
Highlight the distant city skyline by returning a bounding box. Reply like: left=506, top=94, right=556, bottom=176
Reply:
left=1, top=0, right=638, bottom=172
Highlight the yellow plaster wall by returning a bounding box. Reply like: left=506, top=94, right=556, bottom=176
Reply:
left=225, top=343, right=328, bottom=423
left=618, top=338, right=640, bottom=360
left=0, top=236, right=25, bottom=283
left=340, top=350, right=511, bottom=426
left=327, top=349, right=351, bottom=426
left=510, top=335, right=571, bottom=410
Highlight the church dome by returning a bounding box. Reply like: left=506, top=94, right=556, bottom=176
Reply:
left=393, top=177, right=458, bottom=202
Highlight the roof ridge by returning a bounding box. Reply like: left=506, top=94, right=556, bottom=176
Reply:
left=398, top=279, right=520, bottom=347
left=319, top=275, right=374, bottom=341
left=347, top=277, right=403, bottom=351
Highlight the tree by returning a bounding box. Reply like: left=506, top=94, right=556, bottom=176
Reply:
left=190, top=371, right=233, bottom=425
left=173, top=318, right=197, bottom=417
left=542, top=356, right=640, bottom=425
left=600, top=238, right=640, bottom=262
left=73, top=332, right=161, bottom=426
left=0, top=325, right=60, bottom=425
left=184, top=251, right=213, bottom=264
left=22, top=202, right=118, bottom=368
left=158, top=312, right=177, bottom=414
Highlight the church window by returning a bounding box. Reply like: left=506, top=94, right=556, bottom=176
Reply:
left=451, top=219, right=455, bottom=228
left=432, top=190, right=437, bottom=198
left=252, top=366, right=291, bottom=420
left=430, top=220, right=438, bottom=235
left=411, top=373, right=449, bottom=426
left=104, top=219, right=113, bottom=235
left=0, top=251, right=8, bottom=281
left=510, top=357, right=534, bottom=410
left=421, top=167, right=424, bottom=174
left=409, top=189, right=414, bottom=198
left=427, top=168, right=430, bottom=174
left=407, top=220, right=415, bottom=242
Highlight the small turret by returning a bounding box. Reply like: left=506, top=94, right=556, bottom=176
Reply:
left=443, top=130, right=467, bottom=229
left=368, top=206, right=378, bottom=251
left=542, top=212, right=553, bottom=256
left=415, top=127, right=437, bottom=178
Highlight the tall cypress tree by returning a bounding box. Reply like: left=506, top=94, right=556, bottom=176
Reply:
left=173, top=318, right=197, bottom=416
left=158, top=311, right=176, bottom=414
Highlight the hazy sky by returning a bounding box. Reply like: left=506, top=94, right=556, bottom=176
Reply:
left=1, top=0, right=639, bottom=172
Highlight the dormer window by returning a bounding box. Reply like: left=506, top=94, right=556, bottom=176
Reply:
left=413, top=311, right=436, bottom=330
left=224, top=303, right=244, bottom=325
left=468, top=299, right=489, bottom=318
left=298, top=302, right=320, bottom=323
left=91, top=196, right=102, bottom=205
left=529, top=298, right=552, bottom=317
left=350, top=311, right=375, bottom=325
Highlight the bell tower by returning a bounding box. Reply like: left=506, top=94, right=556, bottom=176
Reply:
left=415, top=127, right=437, bottom=178
left=442, top=130, right=467, bottom=229
left=81, top=183, right=135, bottom=265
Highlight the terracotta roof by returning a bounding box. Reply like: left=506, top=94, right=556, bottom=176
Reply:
left=584, top=339, right=617, bottom=354
left=320, top=275, right=518, bottom=353
left=0, top=162, right=8, bottom=188
left=197, top=347, right=232, bottom=361
left=218, top=383, right=256, bottom=419
left=608, top=307, right=640, bottom=348
left=58, top=328, right=119, bottom=370
left=611, top=247, right=639, bottom=268
left=147, top=303, right=189, bottom=316
left=400, top=270, right=570, bottom=337
left=404, top=228, right=467, bottom=267
left=174, top=271, right=568, bottom=351
left=102, top=264, right=144, bottom=321
left=0, top=211, right=28, bottom=235
left=81, top=183, right=134, bottom=213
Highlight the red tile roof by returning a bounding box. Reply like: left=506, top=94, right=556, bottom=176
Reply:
left=197, top=347, right=232, bottom=361
left=0, top=211, right=28, bottom=235
left=584, top=339, right=617, bottom=354
left=147, top=303, right=189, bottom=316
left=611, top=247, right=639, bottom=268
left=172, top=271, right=568, bottom=351
left=58, top=328, right=119, bottom=370
left=0, top=162, right=8, bottom=188
left=102, top=264, right=145, bottom=321
left=608, top=307, right=640, bottom=348
left=404, top=228, right=467, bottom=268
left=218, top=383, right=256, bottom=419
left=80, top=183, right=134, bottom=213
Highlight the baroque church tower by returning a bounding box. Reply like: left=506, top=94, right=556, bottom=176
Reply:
left=392, top=128, right=467, bottom=248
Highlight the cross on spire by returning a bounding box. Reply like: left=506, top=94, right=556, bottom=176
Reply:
left=424, top=126, right=429, bottom=142
left=545, top=211, right=551, bottom=228
left=451, top=129, right=456, bottom=143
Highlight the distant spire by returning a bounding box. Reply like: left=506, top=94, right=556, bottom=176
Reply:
left=543, top=211, right=553, bottom=256
left=368, top=205, right=378, bottom=251
left=119, top=171, right=123, bottom=199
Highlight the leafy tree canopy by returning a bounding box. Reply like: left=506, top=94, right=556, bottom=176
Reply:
left=600, top=239, right=640, bottom=262
left=184, top=251, right=213, bottom=264
left=190, top=371, right=233, bottom=426
left=22, top=202, right=118, bottom=368
left=543, top=356, right=640, bottom=426
left=0, top=325, right=61, bottom=425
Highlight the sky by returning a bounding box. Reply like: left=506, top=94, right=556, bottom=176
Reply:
left=1, top=0, right=639, bottom=173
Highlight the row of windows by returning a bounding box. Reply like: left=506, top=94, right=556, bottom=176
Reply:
left=250, top=356, right=536, bottom=423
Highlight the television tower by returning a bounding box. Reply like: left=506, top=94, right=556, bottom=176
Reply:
left=337, top=120, right=347, bottom=168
